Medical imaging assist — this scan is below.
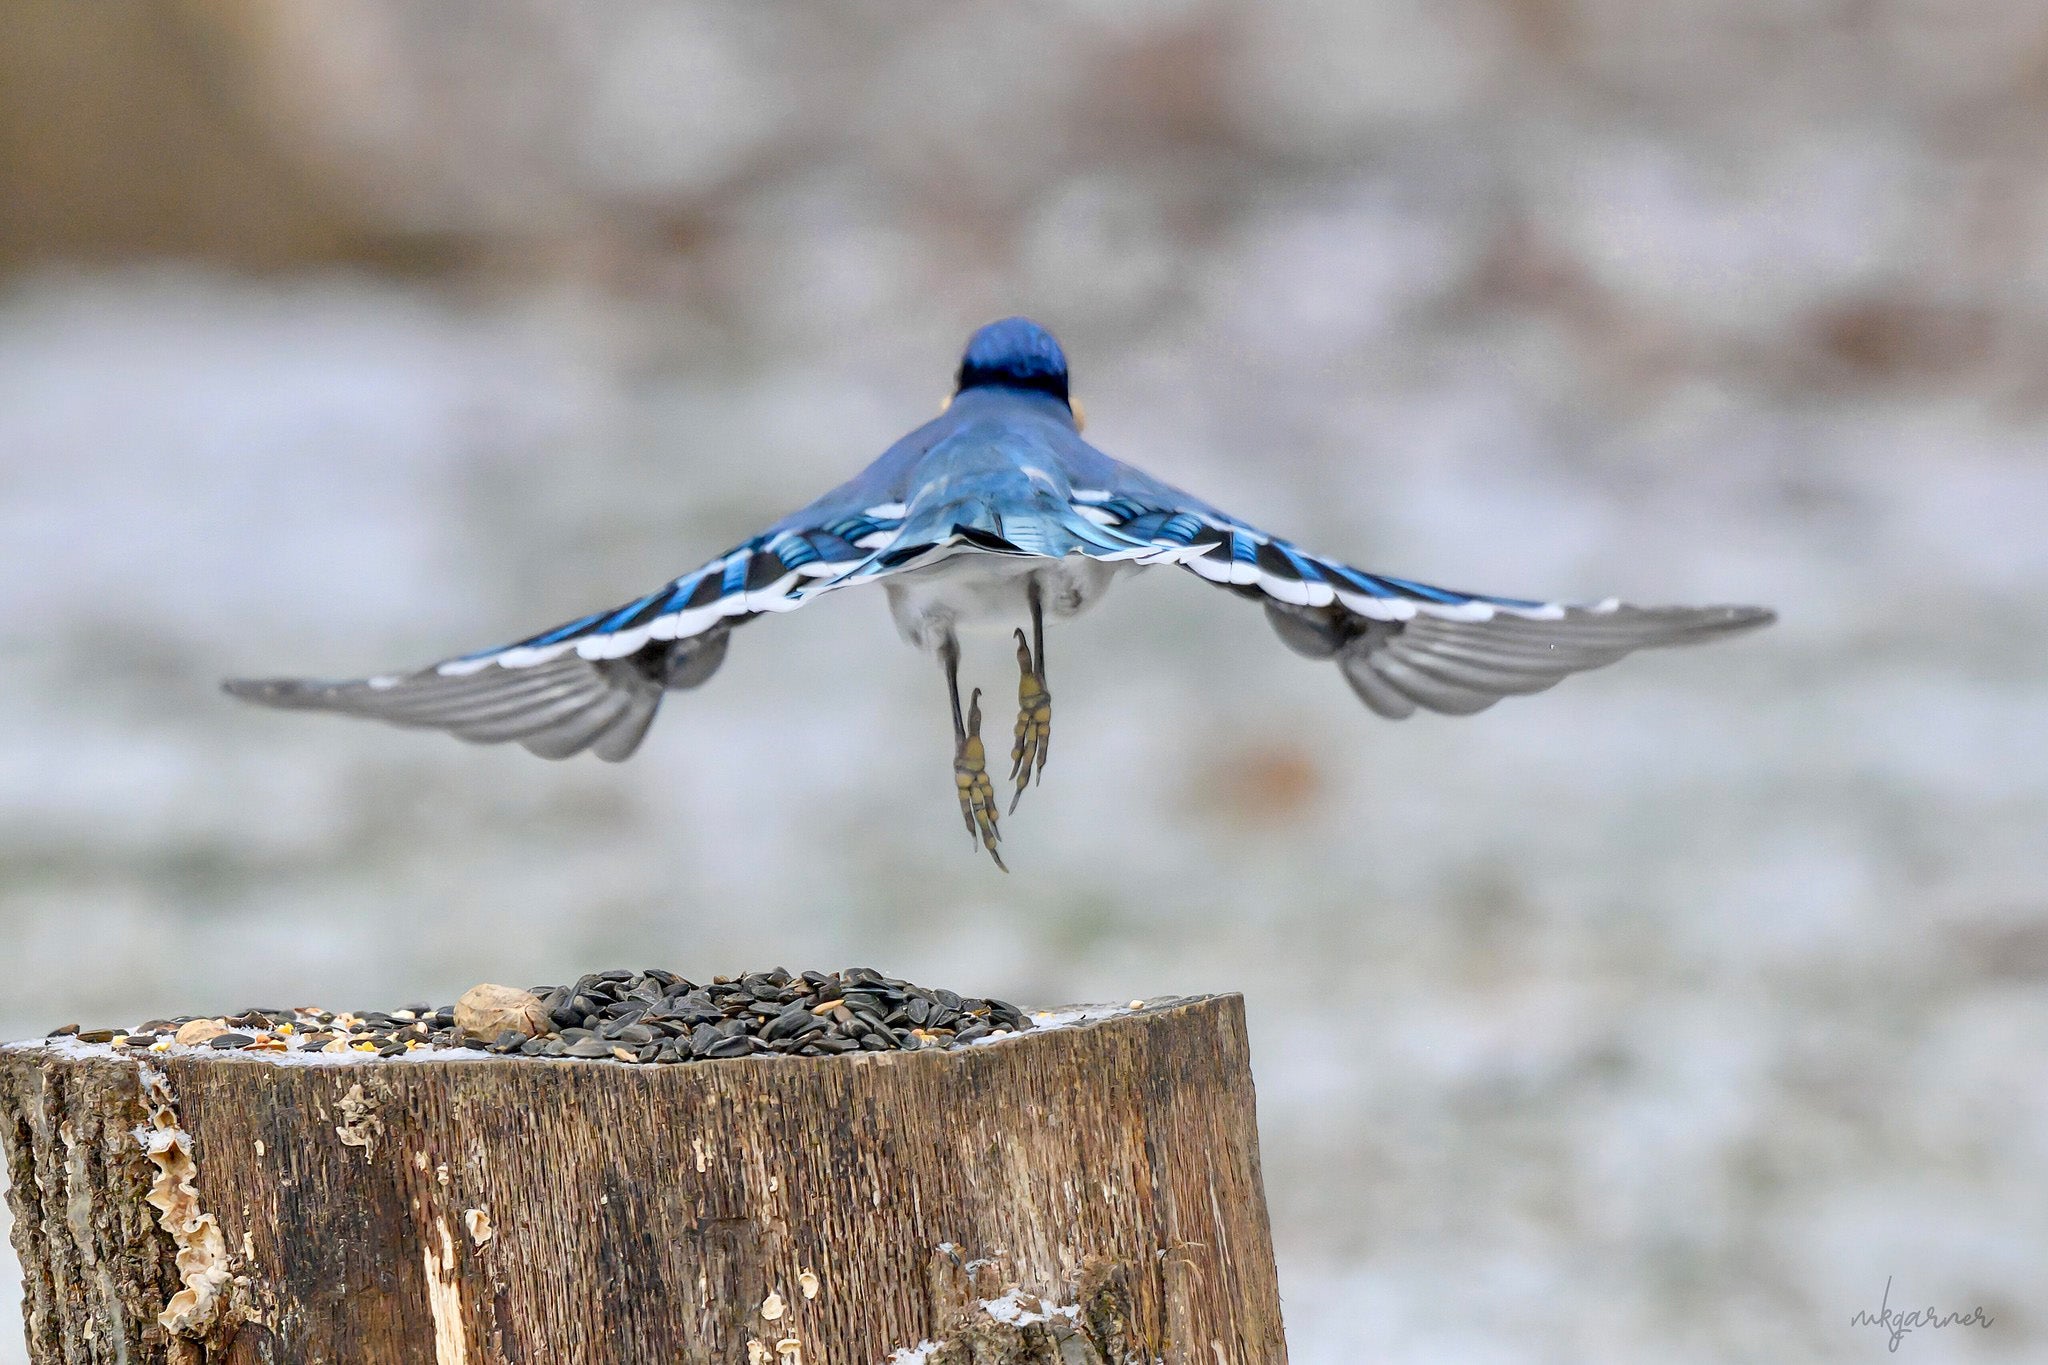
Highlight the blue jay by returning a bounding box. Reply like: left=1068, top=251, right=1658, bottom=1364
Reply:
left=228, top=318, right=1773, bottom=869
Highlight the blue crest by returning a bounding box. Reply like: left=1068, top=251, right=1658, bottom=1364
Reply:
left=955, top=317, right=1069, bottom=404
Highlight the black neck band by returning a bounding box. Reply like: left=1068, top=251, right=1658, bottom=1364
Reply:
left=955, top=364, right=1070, bottom=404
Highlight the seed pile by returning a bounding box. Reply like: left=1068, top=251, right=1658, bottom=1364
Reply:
left=43, top=967, right=1035, bottom=1065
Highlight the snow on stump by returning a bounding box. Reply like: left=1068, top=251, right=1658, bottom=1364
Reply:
left=1, top=992, right=1287, bottom=1364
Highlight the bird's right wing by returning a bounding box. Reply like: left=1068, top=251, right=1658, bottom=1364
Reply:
left=1067, top=488, right=1773, bottom=718
left=223, top=506, right=907, bottom=760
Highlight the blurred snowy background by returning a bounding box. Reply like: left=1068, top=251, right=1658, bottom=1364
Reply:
left=3, top=1, right=2045, bottom=1360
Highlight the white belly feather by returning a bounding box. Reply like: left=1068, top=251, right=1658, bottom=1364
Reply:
left=883, top=551, right=1128, bottom=651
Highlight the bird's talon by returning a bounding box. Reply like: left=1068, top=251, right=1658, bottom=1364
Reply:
left=1007, top=629, right=1053, bottom=814
left=953, top=688, right=1005, bottom=867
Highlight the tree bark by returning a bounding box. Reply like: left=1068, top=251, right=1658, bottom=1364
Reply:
left=2, top=994, right=1286, bottom=1364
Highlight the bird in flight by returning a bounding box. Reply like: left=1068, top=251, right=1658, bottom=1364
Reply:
left=228, top=317, right=1773, bottom=869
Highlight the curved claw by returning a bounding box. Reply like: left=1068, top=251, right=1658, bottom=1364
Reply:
left=1007, top=629, right=1052, bottom=815
left=954, top=688, right=1007, bottom=871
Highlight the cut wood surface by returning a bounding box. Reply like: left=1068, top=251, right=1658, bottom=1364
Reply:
left=2, top=994, right=1286, bottom=1364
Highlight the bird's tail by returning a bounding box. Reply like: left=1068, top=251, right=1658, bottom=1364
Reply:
left=836, top=487, right=1166, bottom=581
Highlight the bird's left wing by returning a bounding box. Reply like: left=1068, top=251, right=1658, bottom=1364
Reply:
left=223, top=506, right=906, bottom=760
left=1066, top=488, right=1773, bottom=718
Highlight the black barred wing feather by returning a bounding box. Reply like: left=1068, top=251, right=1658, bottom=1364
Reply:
left=1069, top=490, right=1774, bottom=718
left=222, top=510, right=901, bottom=761
left=436, top=512, right=896, bottom=671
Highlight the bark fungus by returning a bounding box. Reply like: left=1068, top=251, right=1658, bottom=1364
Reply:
left=2, top=995, right=1286, bottom=1363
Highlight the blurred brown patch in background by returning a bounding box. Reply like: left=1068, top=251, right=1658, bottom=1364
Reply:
left=0, top=1, right=370, bottom=269
left=1192, top=739, right=1325, bottom=826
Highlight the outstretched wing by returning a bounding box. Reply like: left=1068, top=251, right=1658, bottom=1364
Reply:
left=1068, top=489, right=1773, bottom=718
left=223, top=508, right=904, bottom=760
left=223, top=635, right=729, bottom=762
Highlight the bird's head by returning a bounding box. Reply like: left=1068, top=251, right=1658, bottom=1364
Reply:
left=953, top=317, right=1072, bottom=411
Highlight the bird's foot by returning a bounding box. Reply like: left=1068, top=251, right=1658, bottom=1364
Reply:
left=954, top=688, right=1006, bottom=871
left=1007, top=629, right=1052, bottom=814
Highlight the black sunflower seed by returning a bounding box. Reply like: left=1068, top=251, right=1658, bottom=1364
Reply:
left=51, top=968, right=1049, bottom=1070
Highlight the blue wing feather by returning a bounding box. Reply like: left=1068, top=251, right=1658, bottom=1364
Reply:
left=441, top=507, right=906, bottom=677
left=1054, top=459, right=1769, bottom=718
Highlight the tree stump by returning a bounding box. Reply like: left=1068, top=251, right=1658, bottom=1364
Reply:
left=2, top=994, right=1287, bottom=1364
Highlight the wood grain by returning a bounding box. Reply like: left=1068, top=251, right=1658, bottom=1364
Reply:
left=3, top=995, right=1287, bottom=1364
